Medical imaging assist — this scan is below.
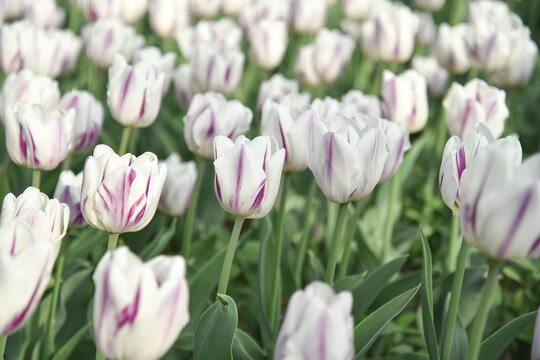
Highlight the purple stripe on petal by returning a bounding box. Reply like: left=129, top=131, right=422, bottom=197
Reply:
left=231, top=145, right=245, bottom=210
left=250, top=180, right=266, bottom=213
left=456, top=146, right=467, bottom=180
left=118, top=69, right=134, bottom=114
left=497, top=187, right=534, bottom=258
left=116, top=285, right=140, bottom=329
left=528, top=235, right=540, bottom=257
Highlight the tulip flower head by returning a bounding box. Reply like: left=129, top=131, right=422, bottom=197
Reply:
left=222, top=0, right=253, bottom=16
left=240, top=0, right=291, bottom=36
left=257, top=74, right=304, bottom=115
left=24, top=0, right=65, bottom=29
left=342, top=0, right=373, bottom=20
left=411, top=55, right=449, bottom=97
left=292, top=0, right=327, bottom=35
left=133, top=46, right=177, bottom=92
left=76, top=0, right=148, bottom=24
left=248, top=19, right=288, bottom=70
left=188, top=0, right=221, bottom=18
left=340, top=90, right=381, bottom=118
left=54, top=170, right=86, bottom=228
left=172, top=63, right=195, bottom=109
left=149, top=0, right=191, bottom=39
left=413, top=0, right=445, bottom=12
left=433, top=23, right=471, bottom=75
left=159, top=153, right=197, bottom=216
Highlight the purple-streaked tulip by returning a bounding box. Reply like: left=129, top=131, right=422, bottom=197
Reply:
left=293, top=0, right=327, bottom=35
left=465, top=20, right=514, bottom=72
left=274, top=281, right=354, bottom=360
left=261, top=93, right=312, bottom=172
left=188, top=0, right=221, bottom=18
left=1, top=186, right=69, bottom=256
left=0, top=21, right=32, bottom=74
left=24, top=0, right=65, bottom=29
left=240, top=0, right=291, bottom=36
left=107, top=55, right=165, bottom=128
left=5, top=102, right=74, bottom=170
left=172, top=63, right=195, bottom=109
left=443, top=79, right=509, bottom=139
left=533, top=308, right=540, bottom=360
left=311, top=96, right=340, bottom=120
left=433, top=23, right=471, bottom=75
left=340, top=19, right=363, bottom=40
left=248, top=19, right=288, bottom=70
left=54, top=170, right=86, bottom=228
left=133, top=46, right=177, bottom=92
left=380, top=69, right=428, bottom=134
left=413, top=0, right=444, bottom=12
left=93, top=246, right=189, bottom=360
left=159, top=153, right=197, bottom=216
left=184, top=92, right=252, bottom=159
left=149, top=0, right=191, bottom=39
left=468, top=0, right=516, bottom=29
left=190, top=42, right=245, bottom=94
left=0, top=0, right=24, bottom=20
left=439, top=122, right=494, bottom=214
left=340, top=90, right=381, bottom=118
left=222, top=0, right=252, bottom=16
left=416, top=11, right=435, bottom=45
left=82, top=19, right=144, bottom=68
left=309, top=116, right=388, bottom=203
left=59, top=90, right=104, bottom=154
left=81, top=144, right=167, bottom=234
left=257, top=74, right=304, bottom=115
left=342, top=0, right=372, bottom=20
left=77, top=0, right=148, bottom=24
left=411, top=55, right=449, bottom=97
left=295, top=45, right=321, bottom=86
left=214, top=135, right=285, bottom=219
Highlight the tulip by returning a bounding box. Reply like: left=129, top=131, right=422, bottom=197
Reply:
left=433, top=23, right=471, bottom=75
left=188, top=0, right=221, bottom=18
left=93, top=246, right=189, bottom=360
left=54, top=170, right=86, bottom=228
left=184, top=92, right=252, bottom=159
left=119, top=0, right=149, bottom=24
left=133, top=46, right=177, bottom=92
left=172, top=63, right=195, bottom=109
left=59, top=90, right=104, bottom=154
left=248, top=19, right=288, bottom=70
left=82, top=19, right=144, bottom=68
left=0, top=0, right=24, bottom=20
left=149, top=0, right=191, bottom=39
left=413, top=0, right=444, bottom=12
left=373, top=118, right=411, bottom=183
left=240, top=0, right=291, bottom=36
left=340, top=19, right=363, bottom=40
left=4, top=102, right=74, bottom=170
left=222, top=0, right=252, bottom=16
left=533, top=308, right=540, bottom=360
left=81, top=144, right=167, bottom=234
left=159, top=153, right=197, bottom=216
left=380, top=69, right=428, bottom=134
left=274, top=281, right=354, bottom=360
left=24, top=0, right=65, bottom=29
left=468, top=0, right=515, bottom=28
left=309, top=116, right=388, bottom=204
left=295, top=45, right=321, bottom=86
left=340, top=90, right=381, bottom=118
left=0, top=21, right=32, bottom=74
left=416, top=11, right=435, bottom=45
left=311, top=96, right=341, bottom=120
left=439, top=122, right=494, bottom=214
left=465, top=20, right=514, bottom=72
left=107, top=55, right=165, bottom=128
left=214, top=135, right=285, bottom=219
left=77, top=0, right=148, bottom=24
left=443, top=79, right=509, bottom=139
left=342, top=0, right=373, bottom=20
left=257, top=74, right=303, bottom=115
left=411, top=55, right=449, bottom=97
left=293, top=0, right=327, bottom=35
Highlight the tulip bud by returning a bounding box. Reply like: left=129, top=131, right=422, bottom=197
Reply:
left=293, top=0, right=327, bottom=35
left=81, top=144, right=167, bottom=234
left=5, top=103, right=74, bottom=170
left=371, top=118, right=411, bottom=182
left=172, top=63, right=195, bottom=109
left=184, top=92, right=252, bottom=159
left=107, top=55, right=165, bottom=128
left=93, top=246, right=189, bottom=360
left=249, top=19, right=288, bottom=70
left=240, top=0, right=291, bottom=36
left=433, top=23, right=471, bottom=75
left=82, top=19, right=144, bottom=68
left=214, top=135, right=285, bottom=219
left=309, top=116, right=388, bottom=203
left=340, top=90, right=381, bottom=118
left=133, top=46, right=177, bottom=93
left=149, top=0, right=191, bottom=39
left=59, top=90, right=104, bottom=153
left=381, top=69, right=428, bottom=134
left=411, top=55, right=449, bottom=97
left=274, top=281, right=354, bottom=360
left=416, top=11, right=435, bottom=45
left=0, top=21, right=31, bottom=74
left=159, top=153, right=197, bottom=216
left=443, top=79, right=509, bottom=139
left=311, top=96, right=341, bottom=120
left=295, top=45, right=321, bottom=86
left=223, top=0, right=252, bottom=16
left=465, top=20, right=513, bottom=72
left=468, top=0, right=514, bottom=29
left=413, top=0, right=444, bottom=12
left=189, top=0, right=221, bottom=18
left=119, top=0, right=149, bottom=24
left=54, top=170, right=86, bottom=228
left=0, top=0, right=24, bottom=20
left=77, top=0, right=148, bottom=24
left=343, top=0, right=372, bottom=20
left=314, top=28, right=355, bottom=83
left=24, top=0, right=65, bottom=29
left=257, top=74, right=303, bottom=115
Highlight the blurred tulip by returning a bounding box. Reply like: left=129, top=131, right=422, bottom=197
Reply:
left=222, top=0, right=252, bottom=16
left=340, top=90, right=381, bottom=118
left=257, top=74, right=304, bottom=115
left=411, top=55, right=449, bottom=97
left=59, top=90, right=104, bottom=153
left=184, top=92, right=252, bottom=159
left=433, top=23, right=471, bottom=75
left=380, top=69, right=428, bottom=134
left=188, top=0, right=221, bottom=18
left=293, top=0, right=327, bottom=35
left=466, top=21, right=513, bottom=72
left=295, top=45, right=320, bottom=86
left=468, top=0, right=515, bottom=28
left=0, top=0, right=24, bottom=20
left=249, top=19, right=288, bottom=70
left=77, top=0, right=148, bottom=23
left=149, top=0, right=191, bottom=39
left=159, top=153, right=197, bottom=216
left=172, top=63, right=195, bottom=109
left=107, top=55, right=165, bottom=128
left=24, top=0, right=65, bottom=29
left=0, top=21, right=31, bottom=74
left=340, top=19, right=363, bottom=40
left=342, top=0, right=372, bottom=20
left=240, top=0, right=291, bottom=36
left=413, top=0, right=444, bottom=12
left=54, top=170, right=86, bottom=228
left=274, top=281, right=354, bottom=360
left=93, top=246, right=189, bottom=360
left=214, top=135, right=285, bottom=219
left=133, top=46, right=177, bottom=92
left=416, top=11, right=435, bottom=45
left=81, top=144, right=167, bottom=234
left=443, top=79, right=509, bottom=139
left=311, top=96, right=340, bottom=120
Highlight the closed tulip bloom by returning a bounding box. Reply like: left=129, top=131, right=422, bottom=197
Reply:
left=340, top=19, right=363, bottom=40
left=107, top=55, right=165, bottom=128
left=184, top=92, right=252, bottom=159
left=468, top=0, right=513, bottom=26
left=411, top=55, right=449, bottom=97
left=293, top=0, right=327, bottom=35
left=416, top=11, right=435, bottom=45
left=413, top=0, right=444, bottom=12
left=0, top=21, right=32, bottom=74
left=119, top=0, right=149, bottom=24
left=159, top=153, right=197, bottom=216
left=342, top=0, right=372, bottom=20
left=381, top=69, right=428, bottom=134
left=222, top=0, right=252, bottom=16
left=5, top=103, right=74, bottom=170
left=311, top=96, right=341, bottom=120
left=249, top=19, right=288, bottom=70
left=313, top=28, right=355, bottom=83
left=189, top=0, right=221, bottom=18
left=133, top=46, right=177, bottom=92
left=54, top=170, right=86, bottom=228
left=81, top=144, right=167, bottom=234
left=340, top=90, right=381, bottom=118
left=274, top=281, right=354, bottom=360
left=172, top=63, right=195, bottom=109
left=214, top=135, right=285, bottom=219
left=59, top=90, right=104, bottom=153
left=149, top=0, right=191, bottom=39
left=77, top=0, right=148, bottom=24
left=0, top=0, right=24, bottom=20
left=295, top=45, right=321, bottom=86
left=465, top=21, right=514, bottom=72
left=433, top=23, right=471, bottom=75
left=309, top=116, right=388, bottom=203
left=257, top=74, right=303, bottom=115
left=24, top=0, right=65, bottom=29
left=439, top=122, right=494, bottom=214
left=93, top=247, right=189, bottom=360
left=443, top=79, right=509, bottom=139
left=82, top=19, right=144, bottom=68
left=371, top=117, right=411, bottom=182
left=240, top=0, right=290, bottom=36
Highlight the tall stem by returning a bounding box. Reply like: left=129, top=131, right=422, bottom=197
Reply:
left=325, top=203, right=349, bottom=284
left=32, top=169, right=41, bottom=188
left=95, top=349, right=105, bottom=360
left=108, top=233, right=119, bottom=251
left=446, top=215, right=461, bottom=272
left=182, top=160, right=206, bottom=260
left=44, top=243, right=66, bottom=358
left=217, top=217, right=245, bottom=296
left=337, top=200, right=364, bottom=280
left=295, top=180, right=317, bottom=285
left=441, top=238, right=470, bottom=360
left=466, top=259, right=502, bottom=360
left=0, top=336, right=6, bottom=359
left=118, top=127, right=132, bottom=156
left=62, top=154, right=72, bottom=172
left=382, top=172, right=399, bottom=262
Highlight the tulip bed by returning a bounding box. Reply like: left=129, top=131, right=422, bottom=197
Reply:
left=1, top=0, right=540, bottom=360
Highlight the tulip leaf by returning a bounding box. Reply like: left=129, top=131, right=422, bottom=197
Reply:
left=193, top=294, right=238, bottom=360
left=420, top=228, right=439, bottom=360
left=140, top=218, right=177, bottom=260
left=354, top=284, right=420, bottom=359
left=478, top=311, right=537, bottom=360
left=51, top=322, right=92, bottom=360
left=56, top=268, right=93, bottom=336
left=257, top=216, right=277, bottom=350
left=450, top=316, right=468, bottom=360
left=233, top=329, right=266, bottom=360
left=334, top=273, right=366, bottom=293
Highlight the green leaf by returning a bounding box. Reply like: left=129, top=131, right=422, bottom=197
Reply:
left=334, top=273, right=366, bottom=293
left=478, top=311, right=537, bottom=360
left=420, top=229, right=439, bottom=360
left=257, top=217, right=277, bottom=350
left=307, top=251, right=325, bottom=282
left=193, top=295, right=238, bottom=360
left=232, top=329, right=266, bottom=360
left=56, top=268, right=93, bottom=336
left=354, top=284, right=420, bottom=359
left=51, top=322, right=92, bottom=360
left=451, top=316, right=468, bottom=360
left=140, top=218, right=177, bottom=260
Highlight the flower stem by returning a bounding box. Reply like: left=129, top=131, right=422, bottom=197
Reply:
left=217, top=217, right=245, bottom=296
left=44, top=242, right=66, bottom=358
left=446, top=215, right=461, bottom=272
left=32, top=169, right=41, bottom=188
left=95, top=348, right=105, bottom=360
left=0, top=336, right=6, bottom=359
left=382, top=172, right=399, bottom=262
left=325, top=203, right=349, bottom=284
left=466, top=259, right=502, bottom=360
left=337, top=200, right=364, bottom=280
left=182, top=160, right=206, bottom=260
left=62, top=154, right=72, bottom=172
left=441, top=238, right=470, bottom=360
left=108, top=233, right=119, bottom=252
left=118, top=126, right=132, bottom=156
left=295, top=179, right=317, bottom=286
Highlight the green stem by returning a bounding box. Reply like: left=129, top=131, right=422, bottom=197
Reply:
left=450, top=0, right=467, bottom=25
left=44, top=243, right=66, bottom=358
left=382, top=172, right=399, bottom=262
left=108, top=233, right=119, bottom=251
left=0, top=336, right=6, bottom=359
left=435, top=106, right=448, bottom=159
left=325, top=203, right=349, bottom=284
left=353, top=56, right=374, bottom=92
left=446, top=215, right=461, bottom=272
left=32, top=169, right=41, bottom=188
left=337, top=200, right=364, bottom=280
left=466, top=259, right=502, bottom=360
left=96, top=348, right=105, bottom=360
left=467, top=67, right=479, bottom=82
left=118, top=127, right=132, bottom=156
left=295, top=179, right=317, bottom=286
left=62, top=154, right=72, bottom=172
left=217, top=217, right=245, bottom=296
left=182, top=160, right=206, bottom=260
left=441, top=238, right=470, bottom=360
